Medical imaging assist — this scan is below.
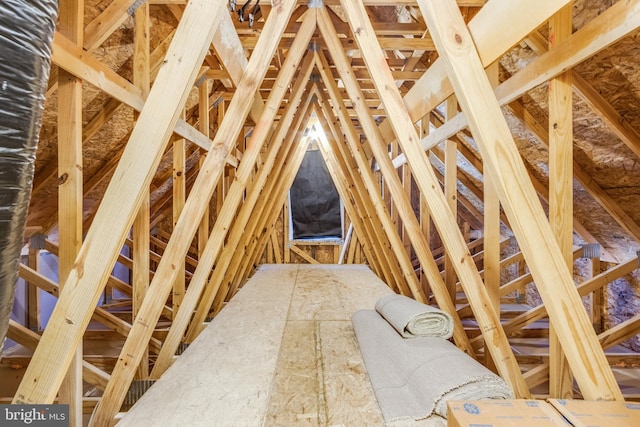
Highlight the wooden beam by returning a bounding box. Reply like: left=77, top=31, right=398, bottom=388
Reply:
left=315, top=48, right=417, bottom=298
left=316, top=15, right=476, bottom=355
left=51, top=32, right=229, bottom=159
left=83, top=0, right=138, bottom=51
left=198, top=80, right=211, bottom=260
left=172, top=127, right=186, bottom=315
left=289, top=245, right=320, bottom=264
left=313, top=93, right=403, bottom=287
left=132, top=2, right=150, bottom=380
left=88, top=2, right=297, bottom=423
left=444, top=95, right=458, bottom=303
left=16, top=264, right=163, bottom=354
left=417, top=0, right=621, bottom=400
left=151, top=20, right=315, bottom=374
left=14, top=0, right=229, bottom=408
left=57, top=0, right=84, bottom=422
left=6, top=320, right=110, bottom=391
left=377, top=0, right=571, bottom=147
left=548, top=5, right=573, bottom=399
left=219, top=102, right=318, bottom=303
left=339, top=0, right=526, bottom=393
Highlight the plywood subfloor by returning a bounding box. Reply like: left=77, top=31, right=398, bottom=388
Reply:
left=118, top=264, right=420, bottom=426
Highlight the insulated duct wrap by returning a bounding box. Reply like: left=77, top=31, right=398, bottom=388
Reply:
left=0, top=1, right=58, bottom=344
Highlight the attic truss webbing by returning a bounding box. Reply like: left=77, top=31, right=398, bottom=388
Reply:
left=311, top=90, right=410, bottom=290
left=187, top=72, right=318, bottom=345
left=338, top=0, right=532, bottom=396
left=211, top=91, right=320, bottom=311
left=414, top=0, right=621, bottom=400
left=315, top=16, right=477, bottom=355
left=376, top=0, right=572, bottom=147
left=14, top=0, right=232, bottom=408
left=149, top=11, right=317, bottom=379
left=313, top=54, right=420, bottom=298
left=87, top=1, right=300, bottom=424
left=225, top=105, right=319, bottom=292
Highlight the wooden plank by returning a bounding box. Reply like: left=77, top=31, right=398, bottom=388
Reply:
left=507, top=101, right=621, bottom=261
left=444, top=95, right=458, bottom=303
left=417, top=0, right=621, bottom=400
left=230, top=120, right=315, bottom=291
left=83, top=0, right=138, bottom=51
left=26, top=243, right=40, bottom=331
left=290, top=245, right=320, bottom=265
left=51, top=32, right=229, bottom=159
left=270, top=230, right=282, bottom=264
left=483, top=61, right=500, bottom=371
left=315, top=120, right=388, bottom=277
left=313, top=80, right=405, bottom=292
left=377, top=0, right=571, bottom=147
left=132, top=2, right=150, bottom=380
left=548, top=5, right=573, bottom=399
left=6, top=320, right=110, bottom=391
left=315, top=46, right=418, bottom=298
left=57, top=0, right=84, bottom=423
left=14, top=0, right=229, bottom=408
left=209, top=72, right=317, bottom=313
left=496, top=0, right=640, bottom=108
left=316, top=18, right=475, bottom=355
left=16, top=264, right=163, bottom=354
left=313, top=97, right=400, bottom=287
left=198, top=80, right=211, bottom=260
left=225, top=123, right=310, bottom=289
left=90, top=4, right=298, bottom=422
left=151, top=26, right=315, bottom=373
left=342, top=0, right=525, bottom=388
left=172, top=130, right=186, bottom=315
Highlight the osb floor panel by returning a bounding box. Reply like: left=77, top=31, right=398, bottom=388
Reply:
left=118, top=264, right=449, bottom=426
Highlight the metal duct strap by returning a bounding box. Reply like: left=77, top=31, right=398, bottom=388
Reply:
left=0, top=0, right=58, bottom=344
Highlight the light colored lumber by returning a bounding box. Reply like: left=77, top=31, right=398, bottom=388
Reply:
left=418, top=0, right=621, bottom=400
left=230, top=119, right=316, bottom=293
left=51, top=32, right=232, bottom=161
left=313, top=96, right=399, bottom=287
left=132, top=3, right=151, bottom=380
left=205, top=47, right=317, bottom=319
left=315, top=53, right=414, bottom=295
left=91, top=3, right=297, bottom=422
left=172, top=132, right=186, bottom=315
left=548, top=5, right=573, bottom=399
left=290, top=245, right=320, bottom=265
left=83, top=0, right=138, bottom=51
left=6, top=320, right=110, bottom=391
left=378, top=0, right=570, bottom=147
left=57, top=0, right=84, bottom=422
left=152, top=25, right=315, bottom=372
left=316, top=18, right=475, bottom=355
left=314, top=94, right=388, bottom=281
left=26, top=244, right=40, bottom=331
left=444, top=96, right=458, bottom=303
left=14, top=0, right=229, bottom=407
left=341, top=0, right=523, bottom=389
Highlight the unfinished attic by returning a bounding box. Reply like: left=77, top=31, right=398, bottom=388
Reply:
left=2, top=0, right=640, bottom=425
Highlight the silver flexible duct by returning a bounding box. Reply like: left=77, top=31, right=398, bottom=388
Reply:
left=0, top=0, right=58, bottom=344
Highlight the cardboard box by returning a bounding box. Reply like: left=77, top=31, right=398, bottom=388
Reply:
left=548, top=399, right=640, bottom=427
left=447, top=399, right=567, bottom=427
